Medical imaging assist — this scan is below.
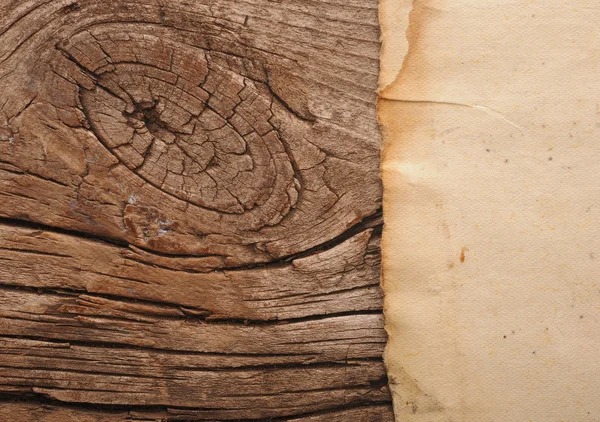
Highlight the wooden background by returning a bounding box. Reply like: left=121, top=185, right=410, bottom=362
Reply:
left=0, top=0, right=391, bottom=419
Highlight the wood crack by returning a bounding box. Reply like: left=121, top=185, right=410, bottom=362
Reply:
left=0, top=208, right=381, bottom=270
left=0, top=395, right=393, bottom=421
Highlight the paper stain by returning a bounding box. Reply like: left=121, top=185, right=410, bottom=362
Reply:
left=378, top=0, right=413, bottom=92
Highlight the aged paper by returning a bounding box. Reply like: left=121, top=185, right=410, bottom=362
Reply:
left=380, top=0, right=600, bottom=420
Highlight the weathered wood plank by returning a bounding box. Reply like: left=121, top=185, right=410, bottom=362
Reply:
left=0, top=402, right=394, bottom=421
left=0, top=279, right=391, bottom=418
left=0, top=290, right=386, bottom=360
left=0, top=0, right=388, bottom=418
left=0, top=222, right=382, bottom=320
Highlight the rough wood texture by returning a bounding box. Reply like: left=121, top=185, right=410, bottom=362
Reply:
left=0, top=402, right=395, bottom=422
left=0, top=0, right=388, bottom=419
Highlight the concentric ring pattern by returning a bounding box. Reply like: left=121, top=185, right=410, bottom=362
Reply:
left=0, top=0, right=381, bottom=264
left=63, top=29, right=297, bottom=215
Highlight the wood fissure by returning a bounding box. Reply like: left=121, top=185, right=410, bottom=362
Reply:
left=0, top=398, right=394, bottom=422
left=0, top=208, right=381, bottom=270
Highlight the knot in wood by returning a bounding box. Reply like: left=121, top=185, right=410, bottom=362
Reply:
left=62, top=30, right=298, bottom=215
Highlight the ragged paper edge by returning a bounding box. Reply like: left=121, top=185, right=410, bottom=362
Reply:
left=378, top=0, right=412, bottom=94
left=380, top=1, right=459, bottom=419
left=380, top=2, right=470, bottom=418
left=378, top=0, right=421, bottom=419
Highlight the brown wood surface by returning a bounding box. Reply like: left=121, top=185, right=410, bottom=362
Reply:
left=0, top=0, right=389, bottom=420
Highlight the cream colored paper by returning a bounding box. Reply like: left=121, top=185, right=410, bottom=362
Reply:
left=380, top=1, right=600, bottom=420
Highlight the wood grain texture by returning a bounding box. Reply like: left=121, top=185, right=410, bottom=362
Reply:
left=0, top=402, right=395, bottom=421
left=0, top=0, right=389, bottom=419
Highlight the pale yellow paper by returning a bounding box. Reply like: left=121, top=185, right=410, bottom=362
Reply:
left=380, top=0, right=600, bottom=420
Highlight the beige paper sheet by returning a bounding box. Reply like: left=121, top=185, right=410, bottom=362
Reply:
left=380, top=1, right=600, bottom=420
